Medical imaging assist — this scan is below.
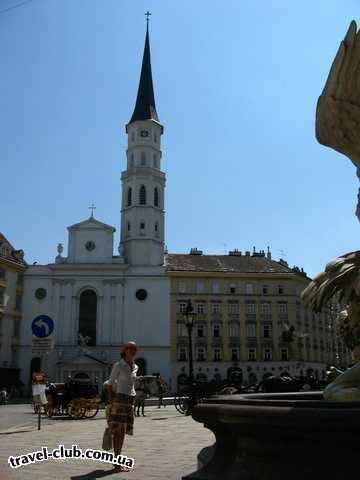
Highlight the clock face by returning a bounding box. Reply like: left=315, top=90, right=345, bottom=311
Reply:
left=136, top=289, right=148, bottom=301
left=140, top=129, right=149, bottom=138
left=85, top=241, right=96, bottom=251
left=35, top=288, right=47, bottom=300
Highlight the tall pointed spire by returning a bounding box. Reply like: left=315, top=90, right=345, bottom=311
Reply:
left=128, top=21, right=160, bottom=125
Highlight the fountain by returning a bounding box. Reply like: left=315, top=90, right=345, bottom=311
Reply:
left=182, top=21, right=360, bottom=480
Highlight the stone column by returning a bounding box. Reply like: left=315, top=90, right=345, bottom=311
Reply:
left=52, top=280, right=61, bottom=343
left=62, top=280, right=75, bottom=345
left=114, top=280, right=125, bottom=344
left=102, top=281, right=112, bottom=344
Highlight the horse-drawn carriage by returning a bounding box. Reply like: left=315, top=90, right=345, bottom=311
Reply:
left=44, top=377, right=101, bottom=419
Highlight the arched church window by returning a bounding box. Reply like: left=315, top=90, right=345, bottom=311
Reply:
left=127, top=187, right=132, bottom=206
left=141, top=152, right=146, bottom=166
left=140, top=221, right=146, bottom=235
left=154, top=187, right=159, bottom=207
left=139, top=185, right=146, bottom=205
left=78, top=290, right=97, bottom=346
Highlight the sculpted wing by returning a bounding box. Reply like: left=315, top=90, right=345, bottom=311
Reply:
left=301, top=251, right=360, bottom=312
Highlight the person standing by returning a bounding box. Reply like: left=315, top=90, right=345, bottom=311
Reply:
left=106, top=341, right=138, bottom=473
left=156, top=375, right=166, bottom=408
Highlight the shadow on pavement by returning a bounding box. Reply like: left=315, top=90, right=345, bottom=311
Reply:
left=71, top=469, right=122, bottom=479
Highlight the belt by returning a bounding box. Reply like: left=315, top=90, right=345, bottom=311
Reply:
left=113, top=393, right=135, bottom=404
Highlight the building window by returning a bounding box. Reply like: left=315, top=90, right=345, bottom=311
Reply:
left=213, top=324, right=221, bottom=337
left=197, top=324, right=205, bottom=338
left=231, top=348, right=239, bottom=361
left=197, top=303, right=205, bottom=314
left=140, top=221, right=146, bottom=234
left=262, top=285, right=268, bottom=295
left=262, top=324, right=272, bottom=338
left=154, top=222, right=159, bottom=236
left=228, top=303, right=238, bottom=314
left=0, top=287, right=5, bottom=305
left=178, top=302, right=187, bottom=314
left=178, top=347, right=187, bottom=361
left=127, top=187, right=132, bottom=206
left=278, top=285, right=284, bottom=295
left=260, top=302, right=271, bottom=314
left=229, top=283, right=236, bottom=294
left=281, top=348, right=289, bottom=361
left=15, top=294, right=22, bottom=312
left=263, top=348, right=272, bottom=361
left=213, top=348, right=221, bottom=361
left=229, top=323, right=239, bottom=337
left=246, top=323, right=256, bottom=337
left=211, top=303, right=221, bottom=314
left=0, top=268, right=5, bottom=280
left=197, top=282, right=205, bottom=294
left=278, top=302, right=288, bottom=314
left=196, top=347, right=206, bottom=361
left=127, top=221, right=131, bottom=234
left=248, top=348, right=256, bottom=361
left=178, top=282, right=187, bottom=293
left=212, top=282, right=220, bottom=294
left=245, top=283, right=254, bottom=295
left=141, top=152, right=146, bottom=166
left=245, top=302, right=256, bottom=314
left=154, top=187, right=159, bottom=207
left=139, top=185, right=146, bottom=205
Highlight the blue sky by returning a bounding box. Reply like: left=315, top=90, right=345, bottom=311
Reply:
left=1, top=0, right=359, bottom=277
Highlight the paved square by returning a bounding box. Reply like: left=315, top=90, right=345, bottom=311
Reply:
left=0, top=406, right=214, bottom=480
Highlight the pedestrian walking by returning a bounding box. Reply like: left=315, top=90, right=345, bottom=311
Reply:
left=156, top=375, right=166, bottom=408
left=106, top=341, right=138, bottom=473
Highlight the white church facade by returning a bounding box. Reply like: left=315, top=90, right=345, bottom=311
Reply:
left=18, top=24, right=171, bottom=390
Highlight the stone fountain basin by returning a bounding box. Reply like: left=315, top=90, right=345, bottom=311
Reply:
left=182, top=392, right=360, bottom=480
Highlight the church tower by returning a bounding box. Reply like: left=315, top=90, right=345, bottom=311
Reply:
left=120, top=22, right=165, bottom=266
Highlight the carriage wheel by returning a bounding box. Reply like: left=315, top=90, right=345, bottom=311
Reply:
left=83, top=404, right=99, bottom=419
left=68, top=401, right=85, bottom=419
left=174, top=394, right=188, bottom=414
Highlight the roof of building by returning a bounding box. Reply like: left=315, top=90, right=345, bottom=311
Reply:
left=128, top=24, right=160, bottom=125
left=165, top=252, right=308, bottom=277
left=67, top=216, right=115, bottom=232
left=0, top=233, right=26, bottom=267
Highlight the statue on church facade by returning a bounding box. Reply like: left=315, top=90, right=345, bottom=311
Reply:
left=302, top=20, right=360, bottom=400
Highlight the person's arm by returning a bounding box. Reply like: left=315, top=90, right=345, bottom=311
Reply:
left=107, top=363, right=119, bottom=403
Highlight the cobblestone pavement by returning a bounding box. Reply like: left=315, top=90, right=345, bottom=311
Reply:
left=0, top=406, right=214, bottom=480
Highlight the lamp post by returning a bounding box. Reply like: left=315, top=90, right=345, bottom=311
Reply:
left=184, top=300, right=195, bottom=383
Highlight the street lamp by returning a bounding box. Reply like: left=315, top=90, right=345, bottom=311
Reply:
left=184, top=300, right=195, bottom=383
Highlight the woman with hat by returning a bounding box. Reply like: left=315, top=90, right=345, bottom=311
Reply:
left=106, top=340, right=138, bottom=473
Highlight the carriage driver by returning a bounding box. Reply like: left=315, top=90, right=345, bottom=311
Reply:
left=106, top=341, right=138, bottom=473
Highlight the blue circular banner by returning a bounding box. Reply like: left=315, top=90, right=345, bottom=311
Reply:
left=31, top=315, right=54, bottom=338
